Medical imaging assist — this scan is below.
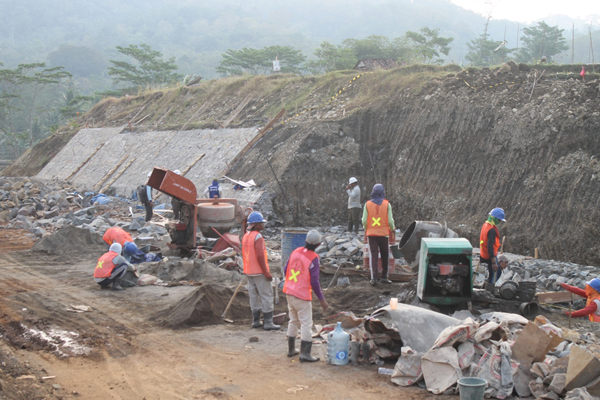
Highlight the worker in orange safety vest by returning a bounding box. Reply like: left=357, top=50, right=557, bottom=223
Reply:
left=362, top=184, right=395, bottom=286
left=242, top=211, right=280, bottom=331
left=94, top=243, right=136, bottom=290
left=479, top=207, right=506, bottom=287
left=561, top=279, right=600, bottom=322
left=283, top=229, right=329, bottom=362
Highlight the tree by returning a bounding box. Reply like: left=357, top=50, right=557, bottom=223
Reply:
left=404, top=27, right=454, bottom=64
left=107, top=44, right=182, bottom=88
left=518, top=22, right=568, bottom=63
left=306, top=42, right=357, bottom=74
left=216, top=45, right=306, bottom=76
left=342, top=35, right=411, bottom=60
left=466, top=33, right=511, bottom=67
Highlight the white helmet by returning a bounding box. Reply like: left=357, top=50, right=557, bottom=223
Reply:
left=349, top=177, right=358, bottom=184
left=306, top=230, right=322, bottom=245
left=173, top=170, right=181, bottom=175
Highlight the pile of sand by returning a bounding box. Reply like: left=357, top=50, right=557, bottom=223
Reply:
left=152, top=284, right=250, bottom=328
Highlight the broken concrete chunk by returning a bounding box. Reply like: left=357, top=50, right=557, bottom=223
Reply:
left=531, top=362, right=551, bottom=378
left=528, top=380, right=548, bottom=398
left=565, top=387, right=596, bottom=400
left=549, top=373, right=566, bottom=395
left=566, top=345, right=600, bottom=391
left=513, top=366, right=533, bottom=397
left=539, top=391, right=559, bottom=400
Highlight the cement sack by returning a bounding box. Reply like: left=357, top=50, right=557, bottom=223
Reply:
left=138, top=274, right=159, bottom=286
left=391, top=347, right=423, bottom=386
left=474, top=321, right=508, bottom=343
left=432, top=317, right=479, bottom=349
left=480, top=311, right=529, bottom=326
left=472, top=342, right=519, bottom=399
left=421, top=346, right=462, bottom=394
left=458, top=341, right=476, bottom=370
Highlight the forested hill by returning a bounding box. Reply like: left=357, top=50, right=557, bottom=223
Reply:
left=1, top=0, right=509, bottom=78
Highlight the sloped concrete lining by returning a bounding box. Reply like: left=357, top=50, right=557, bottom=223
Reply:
left=36, top=127, right=261, bottom=204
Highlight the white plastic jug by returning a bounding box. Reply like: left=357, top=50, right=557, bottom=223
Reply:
left=327, top=322, right=350, bottom=365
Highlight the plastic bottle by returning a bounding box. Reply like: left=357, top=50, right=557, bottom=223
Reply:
left=378, top=368, right=394, bottom=375
left=327, top=322, right=349, bottom=365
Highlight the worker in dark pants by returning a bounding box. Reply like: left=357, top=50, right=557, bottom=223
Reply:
left=362, top=184, right=395, bottom=286
left=137, top=172, right=153, bottom=222
left=479, top=207, right=506, bottom=290
left=346, top=177, right=361, bottom=234
left=94, top=243, right=136, bottom=291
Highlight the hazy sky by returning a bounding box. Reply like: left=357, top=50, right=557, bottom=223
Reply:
left=449, top=0, right=600, bottom=23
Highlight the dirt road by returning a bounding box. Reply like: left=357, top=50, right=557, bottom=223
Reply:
left=0, top=229, right=447, bottom=400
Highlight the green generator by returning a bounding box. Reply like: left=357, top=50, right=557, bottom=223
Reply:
left=417, top=238, right=473, bottom=305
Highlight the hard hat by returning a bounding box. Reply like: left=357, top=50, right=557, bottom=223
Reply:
left=173, top=170, right=181, bottom=175
left=489, top=208, right=506, bottom=222
left=124, top=241, right=138, bottom=256
left=588, top=278, right=600, bottom=293
left=349, top=177, right=357, bottom=184
left=247, top=211, right=266, bottom=224
left=497, top=254, right=508, bottom=263
left=109, top=242, right=122, bottom=255
left=306, top=230, right=322, bottom=245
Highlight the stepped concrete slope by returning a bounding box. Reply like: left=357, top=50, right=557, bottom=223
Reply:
left=36, top=127, right=260, bottom=202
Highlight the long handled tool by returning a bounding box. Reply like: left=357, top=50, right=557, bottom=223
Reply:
left=222, top=277, right=245, bottom=320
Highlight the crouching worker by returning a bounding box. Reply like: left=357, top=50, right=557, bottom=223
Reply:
left=94, top=243, right=136, bottom=291
left=242, top=211, right=280, bottom=331
left=561, top=278, right=600, bottom=322
left=103, top=226, right=138, bottom=262
left=283, top=230, right=329, bottom=362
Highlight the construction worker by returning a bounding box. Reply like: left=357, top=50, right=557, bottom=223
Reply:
left=242, top=211, right=280, bottom=331
left=362, top=184, right=395, bottom=286
left=283, top=229, right=329, bottom=362
left=561, top=279, right=600, bottom=322
left=172, top=170, right=182, bottom=220
left=346, top=177, right=361, bottom=234
left=480, top=208, right=506, bottom=287
left=102, top=226, right=138, bottom=261
left=94, top=243, right=136, bottom=290
left=204, top=179, right=222, bottom=199
left=137, top=172, right=153, bottom=221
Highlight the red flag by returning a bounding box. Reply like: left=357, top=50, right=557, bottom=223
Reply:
left=581, top=66, right=586, bottom=80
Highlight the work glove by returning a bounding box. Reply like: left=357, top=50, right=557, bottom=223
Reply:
left=559, top=282, right=568, bottom=290
left=127, top=263, right=136, bottom=272
left=563, top=310, right=571, bottom=317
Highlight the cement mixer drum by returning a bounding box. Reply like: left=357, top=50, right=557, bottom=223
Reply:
left=197, top=202, right=236, bottom=237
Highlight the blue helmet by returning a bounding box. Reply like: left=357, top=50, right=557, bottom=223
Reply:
left=124, top=241, right=138, bottom=256
left=588, top=278, right=600, bottom=293
left=247, top=211, right=266, bottom=224
left=489, top=208, right=506, bottom=222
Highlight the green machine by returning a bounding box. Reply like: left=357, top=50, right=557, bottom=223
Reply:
left=417, top=238, right=473, bottom=305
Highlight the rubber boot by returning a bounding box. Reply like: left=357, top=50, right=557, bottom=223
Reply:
left=299, top=340, right=319, bottom=362
left=251, top=310, right=262, bottom=329
left=287, top=336, right=299, bottom=357
left=111, top=277, right=124, bottom=291
left=262, top=311, right=281, bottom=331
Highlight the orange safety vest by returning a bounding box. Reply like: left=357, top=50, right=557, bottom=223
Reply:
left=103, top=227, right=133, bottom=246
left=242, top=231, right=269, bottom=275
left=479, top=221, right=500, bottom=260
left=283, top=247, right=318, bottom=301
left=366, top=200, right=390, bottom=236
left=585, top=285, right=600, bottom=322
left=94, top=251, right=117, bottom=278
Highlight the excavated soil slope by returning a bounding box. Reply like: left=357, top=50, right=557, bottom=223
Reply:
left=233, top=63, right=600, bottom=266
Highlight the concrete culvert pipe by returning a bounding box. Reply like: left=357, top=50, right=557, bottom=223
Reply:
left=399, top=221, right=459, bottom=272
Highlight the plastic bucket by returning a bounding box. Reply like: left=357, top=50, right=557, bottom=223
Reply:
left=390, top=244, right=402, bottom=259
left=518, top=282, right=536, bottom=302
left=458, top=377, right=487, bottom=400
left=281, top=229, right=308, bottom=274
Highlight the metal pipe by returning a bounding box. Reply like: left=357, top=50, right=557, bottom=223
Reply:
left=519, top=302, right=539, bottom=319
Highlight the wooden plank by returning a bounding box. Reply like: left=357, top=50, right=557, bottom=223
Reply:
left=536, top=291, right=584, bottom=304
left=566, top=345, right=600, bottom=391
left=221, top=95, right=252, bottom=128
left=66, top=143, right=105, bottom=181
left=222, top=108, right=285, bottom=175
left=181, top=153, right=205, bottom=177
left=93, top=155, right=129, bottom=192
left=99, top=157, right=136, bottom=194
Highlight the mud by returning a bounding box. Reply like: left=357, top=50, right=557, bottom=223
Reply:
left=141, top=258, right=243, bottom=285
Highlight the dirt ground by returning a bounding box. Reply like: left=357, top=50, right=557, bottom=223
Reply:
left=0, top=227, right=452, bottom=400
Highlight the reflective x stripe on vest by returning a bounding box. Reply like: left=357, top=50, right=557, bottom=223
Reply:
left=479, top=221, right=500, bottom=260
left=94, top=251, right=118, bottom=278
left=283, top=247, right=318, bottom=301
left=366, top=199, right=389, bottom=236
left=242, top=231, right=269, bottom=275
